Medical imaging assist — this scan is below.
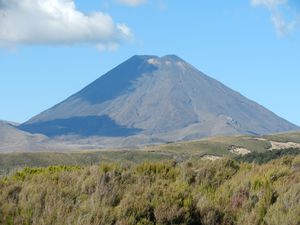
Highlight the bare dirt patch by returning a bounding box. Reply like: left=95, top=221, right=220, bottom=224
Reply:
left=230, top=147, right=251, bottom=156
left=201, top=155, right=222, bottom=161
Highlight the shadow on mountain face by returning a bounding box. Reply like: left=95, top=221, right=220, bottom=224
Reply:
left=19, top=115, right=142, bottom=138
left=74, top=56, right=158, bottom=105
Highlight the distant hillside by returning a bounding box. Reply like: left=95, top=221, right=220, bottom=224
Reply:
left=1, top=132, right=299, bottom=174
left=0, top=120, right=48, bottom=152
left=19, top=55, right=299, bottom=146
left=1, top=156, right=299, bottom=225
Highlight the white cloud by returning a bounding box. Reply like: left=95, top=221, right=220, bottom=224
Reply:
left=0, top=0, right=132, bottom=48
left=271, top=11, right=296, bottom=35
left=251, top=0, right=300, bottom=36
left=117, top=0, right=147, bottom=7
left=251, top=0, right=287, bottom=9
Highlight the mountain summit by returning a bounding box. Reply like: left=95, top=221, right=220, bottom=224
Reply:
left=20, top=55, right=299, bottom=143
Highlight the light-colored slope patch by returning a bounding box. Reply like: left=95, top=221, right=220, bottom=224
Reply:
left=230, top=147, right=251, bottom=156
left=270, top=141, right=300, bottom=150
left=201, top=155, right=222, bottom=161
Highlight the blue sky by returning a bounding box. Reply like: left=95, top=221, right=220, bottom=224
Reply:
left=0, top=0, right=300, bottom=126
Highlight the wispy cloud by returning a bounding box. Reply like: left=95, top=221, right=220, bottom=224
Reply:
left=251, top=0, right=300, bottom=36
left=251, top=0, right=287, bottom=9
left=117, top=0, right=147, bottom=7
left=0, top=0, right=132, bottom=49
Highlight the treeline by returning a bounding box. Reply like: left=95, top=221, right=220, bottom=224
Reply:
left=0, top=156, right=300, bottom=225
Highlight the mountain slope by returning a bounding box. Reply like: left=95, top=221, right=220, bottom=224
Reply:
left=0, top=120, right=48, bottom=152
left=19, top=55, right=299, bottom=144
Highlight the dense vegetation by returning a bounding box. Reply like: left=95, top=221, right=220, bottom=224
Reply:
left=0, top=155, right=300, bottom=225
left=236, top=148, right=300, bottom=164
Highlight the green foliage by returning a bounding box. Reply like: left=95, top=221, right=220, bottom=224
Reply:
left=0, top=157, right=299, bottom=225
left=135, top=161, right=178, bottom=180
left=12, top=165, right=82, bottom=181
left=236, top=148, right=300, bottom=164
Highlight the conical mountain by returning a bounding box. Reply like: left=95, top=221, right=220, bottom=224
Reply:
left=19, top=55, right=299, bottom=143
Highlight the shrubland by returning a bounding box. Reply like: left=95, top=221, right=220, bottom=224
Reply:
left=0, top=154, right=300, bottom=225
left=236, top=148, right=300, bottom=164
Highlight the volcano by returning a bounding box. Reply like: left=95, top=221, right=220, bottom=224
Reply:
left=19, top=55, right=299, bottom=143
